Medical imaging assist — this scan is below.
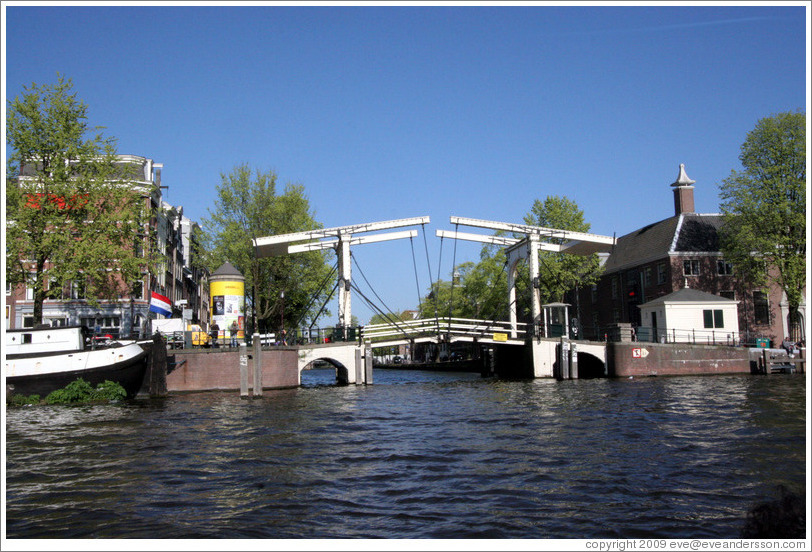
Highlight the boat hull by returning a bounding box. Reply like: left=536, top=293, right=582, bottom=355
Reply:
left=5, top=345, right=149, bottom=399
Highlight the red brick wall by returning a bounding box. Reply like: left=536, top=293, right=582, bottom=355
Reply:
left=166, top=348, right=299, bottom=392
left=607, top=342, right=751, bottom=377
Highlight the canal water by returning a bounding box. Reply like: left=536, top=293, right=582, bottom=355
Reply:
left=4, top=369, right=807, bottom=540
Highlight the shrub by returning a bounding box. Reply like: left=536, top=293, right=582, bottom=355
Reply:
left=43, top=378, right=127, bottom=405
left=6, top=393, right=41, bottom=407
left=91, top=380, right=128, bottom=402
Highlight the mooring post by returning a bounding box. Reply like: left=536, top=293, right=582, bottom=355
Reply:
left=239, top=342, right=249, bottom=398
left=355, top=348, right=363, bottom=385
left=150, top=333, right=168, bottom=397
left=559, top=336, right=570, bottom=380
left=252, top=333, right=263, bottom=397
left=364, top=343, right=374, bottom=384
left=570, top=341, right=578, bottom=379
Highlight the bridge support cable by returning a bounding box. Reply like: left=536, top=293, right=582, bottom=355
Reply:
left=308, top=281, right=340, bottom=335
left=409, top=235, right=423, bottom=317
left=350, top=254, right=413, bottom=340
left=437, top=216, right=615, bottom=339
left=420, top=222, right=433, bottom=299
left=252, top=216, right=430, bottom=332
left=471, top=260, right=511, bottom=336
left=433, top=235, right=445, bottom=336
left=350, top=282, right=413, bottom=342
left=291, top=262, right=338, bottom=333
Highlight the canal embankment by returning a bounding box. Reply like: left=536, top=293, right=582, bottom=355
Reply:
left=138, top=335, right=805, bottom=395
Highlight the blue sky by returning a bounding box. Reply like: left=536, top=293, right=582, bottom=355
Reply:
left=4, top=2, right=808, bottom=325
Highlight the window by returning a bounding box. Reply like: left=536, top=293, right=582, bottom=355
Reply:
left=591, top=284, right=598, bottom=303
left=717, top=260, right=733, bottom=275
left=81, top=316, right=120, bottom=329
left=69, top=279, right=86, bottom=300
left=703, top=309, right=724, bottom=328
left=5, top=280, right=10, bottom=296
left=753, top=291, right=770, bottom=324
left=25, top=273, right=36, bottom=301
left=45, top=317, right=68, bottom=327
left=46, top=277, right=63, bottom=301
left=23, top=316, right=35, bottom=328
left=130, top=280, right=143, bottom=299
left=611, top=277, right=618, bottom=299
left=683, top=260, right=700, bottom=276
left=644, top=267, right=652, bottom=286
left=657, top=263, right=667, bottom=285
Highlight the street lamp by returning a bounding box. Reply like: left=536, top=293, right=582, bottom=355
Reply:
left=280, top=290, right=285, bottom=332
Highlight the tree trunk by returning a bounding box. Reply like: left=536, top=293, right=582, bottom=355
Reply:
left=33, top=260, right=46, bottom=326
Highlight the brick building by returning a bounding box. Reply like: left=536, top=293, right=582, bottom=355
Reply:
left=5, top=155, right=208, bottom=337
left=570, top=164, right=805, bottom=346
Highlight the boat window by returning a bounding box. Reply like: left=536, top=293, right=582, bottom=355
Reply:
left=22, top=333, right=32, bottom=344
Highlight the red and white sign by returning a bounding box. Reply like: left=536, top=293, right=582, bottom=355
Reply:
left=632, top=348, right=649, bottom=358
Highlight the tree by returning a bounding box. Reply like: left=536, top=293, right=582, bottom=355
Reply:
left=422, top=253, right=511, bottom=322
left=200, top=164, right=333, bottom=334
left=369, top=311, right=414, bottom=325
left=523, top=195, right=604, bottom=305
left=719, top=111, right=806, bottom=334
left=6, top=75, right=153, bottom=325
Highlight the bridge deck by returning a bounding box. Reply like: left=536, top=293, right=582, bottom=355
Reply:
left=360, top=317, right=528, bottom=348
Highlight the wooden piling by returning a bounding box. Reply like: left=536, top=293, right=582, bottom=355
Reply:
left=239, top=343, right=249, bottom=398
left=559, top=337, right=570, bottom=380
left=364, top=344, right=373, bottom=384
left=149, top=333, right=168, bottom=397
left=355, top=348, right=363, bottom=384
left=252, top=333, right=263, bottom=397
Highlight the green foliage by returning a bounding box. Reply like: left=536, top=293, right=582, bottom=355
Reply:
left=43, top=378, right=127, bottom=405
left=369, top=311, right=415, bottom=325
left=417, top=196, right=601, bottom=323
left=6, top=394, right=41, bottom=407
left=523, top=196, right=604, bottom=304
left=719, top=111, right=806, bottom=312
left=44, top=378, right=96, bottom=404
left=418, top=256, right=510, bottom=321
left=6, top=75, right=153, bottom=325
left=200, top=164, right=334, bottom=333
left=92, top=380, right=128, bottom=401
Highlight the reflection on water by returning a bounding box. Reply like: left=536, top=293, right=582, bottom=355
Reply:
left=5, top=371, right=806, bottom=539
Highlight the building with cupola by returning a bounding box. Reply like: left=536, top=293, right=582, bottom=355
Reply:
left=570, top=164, right=804, bottom=346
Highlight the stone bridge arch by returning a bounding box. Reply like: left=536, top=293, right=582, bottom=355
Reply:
left=300, top=357, right=351, bottom=385
left=576, top=350, right=608, bottom=378
left=297, top=343, right=363, bottom=385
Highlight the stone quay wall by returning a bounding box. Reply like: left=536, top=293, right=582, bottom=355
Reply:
left=607, top=341, right=752, bottom=378
left=166, top=347, right=299, bottom=393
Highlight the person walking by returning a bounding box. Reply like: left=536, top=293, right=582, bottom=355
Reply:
left=229, top=320, right=239, bottom=348
left=210, top=321, right=220, bottom=348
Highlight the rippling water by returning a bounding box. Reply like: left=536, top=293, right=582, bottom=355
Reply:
left=4, top=369, right=807, bottom=539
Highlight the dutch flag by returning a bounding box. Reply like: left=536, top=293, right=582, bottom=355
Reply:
left=149, top=292, right=172, bottom=317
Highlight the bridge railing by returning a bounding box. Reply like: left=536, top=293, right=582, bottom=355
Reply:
left=360, top=317, right=527, bottom=343
left=270, top=326, right=364, bottom=345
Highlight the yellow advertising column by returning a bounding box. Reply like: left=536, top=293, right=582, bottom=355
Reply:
left=209, top=261, right=245, bottom=345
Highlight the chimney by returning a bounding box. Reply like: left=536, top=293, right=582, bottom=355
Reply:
left=671, top=163, right=696, bottom=215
